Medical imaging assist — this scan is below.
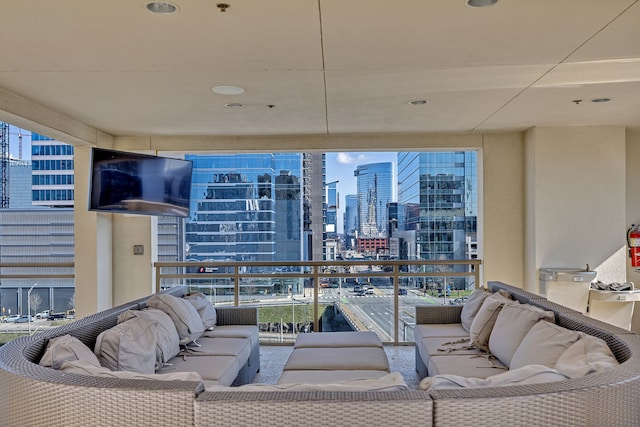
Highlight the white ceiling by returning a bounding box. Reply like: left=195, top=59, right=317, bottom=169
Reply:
left=1, top=0, right=639, bottom=139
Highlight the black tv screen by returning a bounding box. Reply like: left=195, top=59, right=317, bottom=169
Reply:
left=89, top=148, right=193, bottom=217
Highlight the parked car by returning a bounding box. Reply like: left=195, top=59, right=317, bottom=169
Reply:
left=398, top=288, right=408, bottom=295
left=2, top=315, right=21, bottom=323
left=66, top=309, right=75, bottom=319
left=365, top=288, right=375, bottom=295
left=14, top=315, right=33, bottom=323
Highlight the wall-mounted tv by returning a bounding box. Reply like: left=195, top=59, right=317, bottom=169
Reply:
left=89, top=148, right=193, bottom=217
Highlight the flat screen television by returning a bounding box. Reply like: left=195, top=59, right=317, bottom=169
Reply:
left=89, top=148, right=193, bottom=217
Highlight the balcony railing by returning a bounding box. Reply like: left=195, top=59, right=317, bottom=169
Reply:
left=155, top=259, right=482, bottom=344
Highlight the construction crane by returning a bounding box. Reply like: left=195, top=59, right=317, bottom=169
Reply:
left=1, top=121, right=9, bottom=208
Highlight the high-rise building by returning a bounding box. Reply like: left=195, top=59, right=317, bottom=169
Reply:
left=0, top=209, right=75, bottom=316
left=31, top=133, right=74, bottom=207
left=7, top=158, right=32, bottom=209
left=354, top=162, right=394, bottom=238
left=397, top=151, right=477, bottom=285
left=324, top=181, right=338, bottom=239
left=184, top=153, right=305, bottom=264
left=343, top=194, right=358, bottom=249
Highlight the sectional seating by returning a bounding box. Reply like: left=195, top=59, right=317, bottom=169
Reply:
left=42, top=289, right=260, bottom=388
left=1, top=282, right=640, bottom=426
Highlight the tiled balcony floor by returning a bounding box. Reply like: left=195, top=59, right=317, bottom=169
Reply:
left=254, top=344, right=420, bottom=388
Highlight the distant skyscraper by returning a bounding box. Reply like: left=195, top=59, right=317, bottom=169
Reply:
left=343, top=194, right=358, bottom=249
left=0, top=209, right=75, bottom=316
left=31, top=133, right=74, bottom=207
left=354, top=162, right=394, bottom=238
left=397, top=151, right=477, bottom=262
left=7, top=158, right=32, bottom=208
left=324, top=181, right=338, bottom=239
left=184, top=153, right=304, bottom=264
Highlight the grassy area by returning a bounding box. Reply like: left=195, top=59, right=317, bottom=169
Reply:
left=258, top=303, right=328, bottom=324
left=0, top=332, right=28, bottom=344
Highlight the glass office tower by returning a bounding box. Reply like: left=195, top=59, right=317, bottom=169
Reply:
left=31, top=133, right=74, bottom=207
left=185, top=153, right=304, bottom=264
left=397, top=151, right=477, bottom=262
left=354, top=162, right=394, bottom=238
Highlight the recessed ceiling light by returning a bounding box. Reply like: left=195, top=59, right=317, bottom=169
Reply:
left=466, top=0, right=498, bottom=7
left=224, top=103, right=245, bottom=109
left=212, top=85, right=246, bottom=95
left=409, top=100, right=429, bottom=105
left=591, top=98, right=611, bottom=103
left=145, top=2, right=178, bottom=14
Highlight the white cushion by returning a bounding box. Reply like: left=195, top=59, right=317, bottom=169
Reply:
left=510, top=320, right=582, bottom=370
left=39, top=334, right=101, bottom=370
left=147, top=293, right=204, bottom=345
left=202, top=325, right=259, bottom=348
left=159, top=354, right=240, bottom=386
left=94, top=316, right=157, bottom=374
left=414, top=324, right=468, bottom=340
left=184, top=292, right=217, bottom=330
left=468, top=292, right=512, bottom=352
left=419, top=364, right=569, bottom=390
left=283, top=347, right=390, bottom=372
left=278, top=370, right=388, bottom=384
left=488, top=302, right=554, bottom=366
left=555, top=334, right=619, bottom=378
left=426, top=354, right=507, bottom=378
left=59, top=360, right=203, bottom=382
left=207, top=372, right=408, bottom=392
left=460, top=288, right=492, bottom=332
left=118, top=308, right=180, bottom=370
left=293, top=331, right=382, bottom=348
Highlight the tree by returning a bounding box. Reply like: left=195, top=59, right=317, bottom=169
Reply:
left=29, top=292, right=43, bottom=317
left=67, top=293, right=75, bottom=309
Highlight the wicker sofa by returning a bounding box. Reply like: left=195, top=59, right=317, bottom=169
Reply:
left=415, top=281, right=640, bottom=426
left=0, top=282, right=639, bottom=426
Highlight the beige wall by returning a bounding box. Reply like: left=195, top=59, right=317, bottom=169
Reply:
left=112, top=215, right=157, bottom=306
left=73, top=145, right=113, bottom=318
left=626, top=129, right=640, bottom=332
left=524, top=126, right=627, bottom=290
left=481, top=133, right=524, bottom=287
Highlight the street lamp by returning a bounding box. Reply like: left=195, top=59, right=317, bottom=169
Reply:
left=27, top=283, right=37, bottom=334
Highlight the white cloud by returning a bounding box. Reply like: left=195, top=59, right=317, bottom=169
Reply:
left=336, top=152, right=371, bottom=164
left=336, top=152, right=355, bottom=164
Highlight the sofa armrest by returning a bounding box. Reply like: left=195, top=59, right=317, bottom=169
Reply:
left=216, top=307, right=258, bottom=326
left=415, top=305, right=463, bottom=325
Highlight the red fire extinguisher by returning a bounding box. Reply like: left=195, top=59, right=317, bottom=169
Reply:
left=628, top=225, right=640, bottom=267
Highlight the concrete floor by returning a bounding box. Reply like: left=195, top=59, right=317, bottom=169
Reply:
left=254, top=344, right=420, bottom=388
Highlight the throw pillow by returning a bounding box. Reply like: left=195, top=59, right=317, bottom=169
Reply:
left=147, top=293, right=204, bottom=345
left=94, top=316, right=157, bottom=374
left=118, top=308, right=180, bottom=369
left=555, top=333, right=619, bottom=378
left=39, top=334, right=101, bottom=370
left=184, top=292, right=217, bottom=330
left=460, top=288, right=492, bottom=332
left=488, top=302, right=555, bottom=366
left=510, top=320, right=582, bottom=370
left=468, top=291, right=512, bottom=352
